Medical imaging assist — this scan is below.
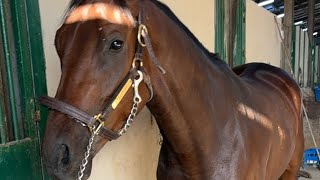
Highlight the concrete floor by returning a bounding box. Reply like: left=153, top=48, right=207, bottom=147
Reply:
left=299, top=167, right=320, bottom=180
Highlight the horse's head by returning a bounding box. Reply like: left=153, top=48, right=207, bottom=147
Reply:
left=41, top=0, right=159, bottom=179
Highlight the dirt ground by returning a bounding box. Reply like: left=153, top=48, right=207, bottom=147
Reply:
left=299, top=167, right=320, bottom=180
left=300, top=89, right=320, bottom=180
left=302, top=88, right=320, bottom=150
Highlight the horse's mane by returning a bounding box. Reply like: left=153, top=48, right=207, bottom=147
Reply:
left=63, top=0, right=219, bottom=60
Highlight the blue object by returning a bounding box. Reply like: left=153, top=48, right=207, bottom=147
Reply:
left=315, top=85, right=320, bottom=102
left=303, top=148, right=320, bottom=168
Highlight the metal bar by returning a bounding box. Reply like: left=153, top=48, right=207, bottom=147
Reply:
left=313, top=46, right=316, bottom=86
left=303, top=32, right=306, bottom=87
left=315, top=46, right=318, bottom=84
left=307, top=0, right=315, bottom=86
left=318, top=47, right=320, bottom=83
left=298, top=28, right=301, bottom=81
left=0, top=0, right=20, bottom=140
left=292, top=26, right=296, bottom=73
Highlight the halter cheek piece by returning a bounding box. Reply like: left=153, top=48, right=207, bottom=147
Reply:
left=39, top=6, right=165, bottom=141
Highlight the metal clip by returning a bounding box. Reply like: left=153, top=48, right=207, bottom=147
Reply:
left=133, top=70, right=143, bottom=103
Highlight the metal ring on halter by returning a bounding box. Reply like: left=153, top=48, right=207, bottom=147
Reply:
left=132, top=57, right=144, bottom=68
left=138, top=24, right=148, bottom=47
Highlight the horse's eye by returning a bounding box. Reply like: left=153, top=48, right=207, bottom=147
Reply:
left=109, top=40, right=123, bottom=51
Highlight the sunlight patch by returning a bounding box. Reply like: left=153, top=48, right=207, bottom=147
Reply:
left=237, top=103, right=273, bottom=130
left=277, top=126, right=285, bottom=147
left=66, top=3, right=135, bottom=27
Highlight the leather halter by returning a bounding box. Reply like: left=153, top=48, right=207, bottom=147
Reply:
left=39, top=1, right=165, bottom=141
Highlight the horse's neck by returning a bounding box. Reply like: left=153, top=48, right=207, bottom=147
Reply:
left=144, top=1, right=235, bottom=175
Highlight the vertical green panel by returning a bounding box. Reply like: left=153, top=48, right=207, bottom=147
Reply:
left=10, top=0, right=35, bottom=139
left=215, top=0, right=245, bottom=65
left=0, top=0, right=20, bottom=140
left=0, top=0, right=45, bottom=179
left=25, top=0, right=48, bottom=140
left=234, top=0, right=245, bottom=66
left=215, top=0, right=225, bottom=60
left=0, top=4, right=9, bottom=144
left=25, top=0, right=49, bottom=179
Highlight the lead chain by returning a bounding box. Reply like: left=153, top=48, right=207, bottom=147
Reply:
left=76, top=84, right=141, bottom=179
left=75, top=98, right=140, bottom=180
left=119, top=98, right=140, bottom=136
left=76, top=133, right=96, bottom=180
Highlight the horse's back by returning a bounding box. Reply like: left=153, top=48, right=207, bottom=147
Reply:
left=233, top=62, right=302, bottom=135
left=232, top=63, right=304, bottom=179
left=233, top=63, right=301, bottom=116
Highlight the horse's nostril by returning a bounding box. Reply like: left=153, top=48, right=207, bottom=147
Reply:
left=60, top=144, right=70, bottom=167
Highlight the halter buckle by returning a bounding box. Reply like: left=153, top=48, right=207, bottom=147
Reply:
left=91, top=114, right=105, bottom=135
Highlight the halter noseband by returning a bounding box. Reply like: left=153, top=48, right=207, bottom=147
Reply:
left=39, top=2, right=165, bottom=141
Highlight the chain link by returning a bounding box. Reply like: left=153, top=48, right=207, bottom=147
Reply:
left=118, top=70, right=142, bottom=136
left=119, top=99, right=140, bottom=135
left=76, top=133, right=96, bottom=180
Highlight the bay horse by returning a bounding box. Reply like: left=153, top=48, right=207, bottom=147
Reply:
left=40, top=0, right=304, bottom=179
